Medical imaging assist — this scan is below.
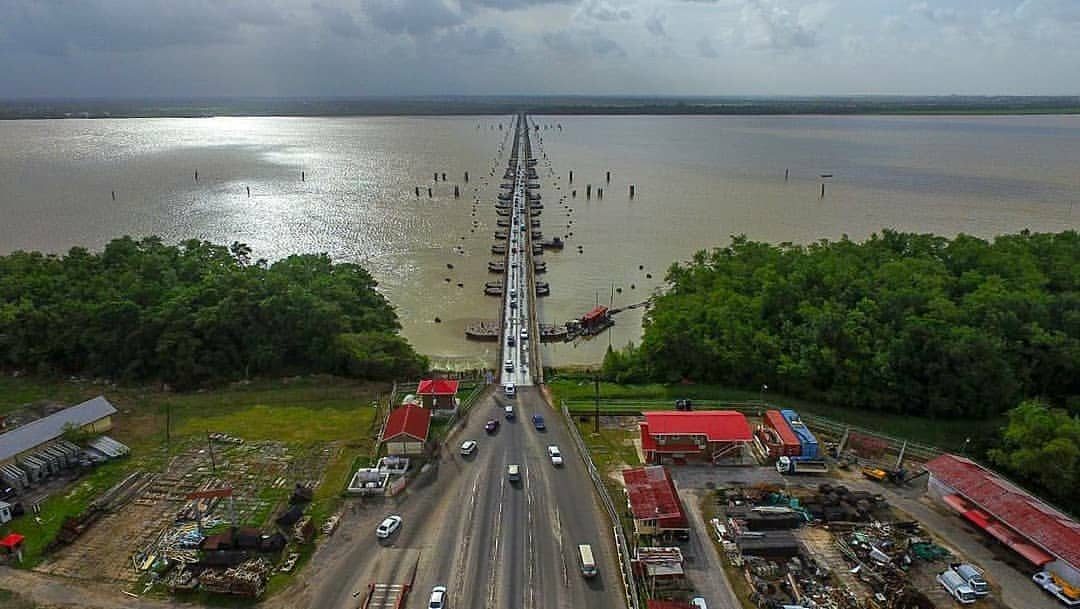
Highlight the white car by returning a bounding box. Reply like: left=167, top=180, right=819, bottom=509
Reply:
left=504, top=359, right=514, bottom=372
left=460, top=440, right=477, bottom=456
left=428, top=585, right=447, bottom=609
left=376, top=515, right=402, bottom=539
left=547, top=445, right=563, bottom=466
left=690, top=598, right=708, bottom=609
left=520, top=328, right=529, bottom=340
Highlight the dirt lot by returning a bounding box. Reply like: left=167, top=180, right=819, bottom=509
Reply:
left=36, top=437, right=339, bottom=591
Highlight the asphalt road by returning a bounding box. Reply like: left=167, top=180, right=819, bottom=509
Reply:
left=301, top=387, right=624, bottom=609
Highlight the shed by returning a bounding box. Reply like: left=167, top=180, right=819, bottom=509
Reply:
left=381, top=405, right=431, bottom=456
left=416, top=379, right=460, bottom=410
left=0, top=396, right=117, bottom=467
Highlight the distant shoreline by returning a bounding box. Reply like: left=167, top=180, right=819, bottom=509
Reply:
left=2, top=96, right=1079, bottom=119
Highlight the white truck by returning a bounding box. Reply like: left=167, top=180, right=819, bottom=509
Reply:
left=1034, top=571, right=1080, bottom=607
left=776, top=456, right=829, bottom=475
left=938, top=568, right=977, bottom=605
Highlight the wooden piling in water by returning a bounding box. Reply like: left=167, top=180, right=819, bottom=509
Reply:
left=629, top=185, right=635, bottom=197
left=820, top=183, right=825, bottom=198
left=428, top=187, right=433, bottom=198
left=434, top=172, right=439, bottom=182
left=111, top=190, right=116, bottom=201
left=441, top=172, right=446, bottom=181
left=606, top=171, right=611, bottom=183
left=569, top=170, right=573, bottom=183
left=415, top=186, right=420, bottom=197
left=586, top=184, right=591, bottom=199
left=246, top=186, right=250, bottom=198
left=302, top=171, right=305, bottom=182
left=785, top=168, right=789, bottom=181
left=454, top=185, right=460, bottom=198
left=465, top=171, right=470, bottom=182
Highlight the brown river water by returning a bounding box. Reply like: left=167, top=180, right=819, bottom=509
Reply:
left=1, top=115, right=1077, bottom=368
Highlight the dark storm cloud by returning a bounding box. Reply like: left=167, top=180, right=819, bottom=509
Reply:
left=313, top=2, right=369, bottom=38
left=435, top=25, right=510, bottom=54
left=462, top=0, right=576, bottom=9
left=0, top=0, right=281, bottom=56
left=362, top=0, right=467, bottom=35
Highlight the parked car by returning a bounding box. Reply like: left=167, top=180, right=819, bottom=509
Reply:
left=485, top=419, right=499, bottom=433
left=690, top=598, right=708, bottom=609
left=428, top=585, right=447, bottom=609
left=460, top=440, right=477, bottom=456
left=520, top=328, right=529, bottom=340
left=376, top=515, right=402, bottom=539
left=504, top=359, right=514, bottom=372
left=547, top=445, right=563, bottom=466
left=532, top=414, right=546, bottom=430
left=505, top=405, right=515, bottom=419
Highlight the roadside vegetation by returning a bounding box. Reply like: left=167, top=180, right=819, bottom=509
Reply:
left=604, top=230, right=1078, bottom=419
left=0, top=236, right=427, bottom=388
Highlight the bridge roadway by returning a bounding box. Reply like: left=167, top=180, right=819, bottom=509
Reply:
left=499, top=113, right=534, bottom=389
left=297, top=115, right=625, bottom=609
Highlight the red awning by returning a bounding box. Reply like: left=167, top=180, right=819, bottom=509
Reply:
left=0, top=533, right=25, bottom=548
left=942, top=493, right=971, bottom=513
left=963, top=508, right=992, bottom=529
left=984, top=523, right=1055, bottom=566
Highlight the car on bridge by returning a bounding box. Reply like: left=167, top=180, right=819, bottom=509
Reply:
left=375, top=515, right=402, bottom=539
left=504, top=359, right=514, bottom=372
left=532, top=415, right=546, bottom=431
left=547, top=445, right=563, bottom=466
left=428, top=585, right=448, bottom=609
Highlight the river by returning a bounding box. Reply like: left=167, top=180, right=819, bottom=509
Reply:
left=1, top=115, right=1077, bottom=367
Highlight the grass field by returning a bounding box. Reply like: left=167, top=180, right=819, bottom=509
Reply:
left=0, top=374, right=387, bottom=571
left=551, top=377, right=1001, bottom=452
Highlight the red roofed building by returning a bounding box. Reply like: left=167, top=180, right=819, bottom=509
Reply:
left=926, top=453, right=1080, bottom=588
left=640, top=411, right=753, bottom=465
left=622, top=466, right=689, bottom=540
left=381, top=404, right=432, bottom=456
left=416, top=379, right=460, bottom=411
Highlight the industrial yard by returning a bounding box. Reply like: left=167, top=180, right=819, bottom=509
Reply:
left=564, top=391, right=1078, bottom=609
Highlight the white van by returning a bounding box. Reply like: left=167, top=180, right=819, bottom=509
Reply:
left=578, top=544, right=598, bottom=578
left=503, top=383, right=516, bottom=398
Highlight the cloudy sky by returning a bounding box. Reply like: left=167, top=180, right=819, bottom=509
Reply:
left=1, top=0, right=1078, bottom=98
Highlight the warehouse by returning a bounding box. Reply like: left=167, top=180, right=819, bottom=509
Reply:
left=925, top=453, right=1080, bottom=588
left=0, top=396, right=116, bottom=468
left=621, top=466, right=688, bottom=541
left=639, top=411, right=753, bottom=465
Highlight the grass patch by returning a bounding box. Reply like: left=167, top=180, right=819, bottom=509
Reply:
left=0, top=375, right=386, bottom=574
left=551, top=378, right=1001, bottom=452
left=0, top=588, right=39, bottom=609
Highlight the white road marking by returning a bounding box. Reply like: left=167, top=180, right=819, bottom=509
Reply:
left=486, top=473, right=507, bottom=609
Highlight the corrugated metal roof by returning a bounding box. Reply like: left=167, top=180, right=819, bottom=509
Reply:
left=926, top=453, right=1080, bottom=569
left=622, top=465, right=688, bottom=528
left=416, top=379, right=460, bottom=395
left=0, top=396, right=116, bottom=462
left=381, top=404, right=431, bottom=443
left=643, top=411, right=752, bottom=442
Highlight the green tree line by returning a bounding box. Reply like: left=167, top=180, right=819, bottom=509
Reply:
left=604, top=230, right=1079, bottom=419
left=0, top=236, right=427, bottom=387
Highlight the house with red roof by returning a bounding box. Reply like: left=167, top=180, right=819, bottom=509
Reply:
left=639, top=411, right=753, bottom=465
left=925, top=453, right=1080, bottom=589
left=380, top=404, right=432, bottom=456
left=622, top=466, right=689, bottom=541
left=416, top=379, right=460, bottom=411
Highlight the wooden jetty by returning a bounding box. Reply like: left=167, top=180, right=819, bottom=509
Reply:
left=484, top=282, right=503, bottom=296
left=465, top=321, right=500, bottom=341
left=488, top=261, right=505, bottom=273
left=492, top=244, right=507, bottom=255
left=536, top=282, right=550, bottom=297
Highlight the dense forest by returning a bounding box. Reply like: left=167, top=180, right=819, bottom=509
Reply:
left=0, top=237, right=428, bottom=387
left=604, top=230, right=1080, bottom=419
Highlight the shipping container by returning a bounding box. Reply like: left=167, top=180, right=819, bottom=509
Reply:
left=780, top=409, right=820, bottom=460
left=762, top=410, right=801, bottom=457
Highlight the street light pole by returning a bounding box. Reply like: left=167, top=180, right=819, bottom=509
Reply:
left=759, top=384, right=768, bottom=406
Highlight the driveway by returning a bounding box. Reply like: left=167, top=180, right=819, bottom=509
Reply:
left=677, top=487, right=741, bottom=609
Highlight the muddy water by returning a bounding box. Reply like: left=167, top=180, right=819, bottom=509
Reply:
left=1, top=115, right=1076, bottom=368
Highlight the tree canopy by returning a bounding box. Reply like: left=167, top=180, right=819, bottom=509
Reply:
left=605, top=230, right=1080, bottom=419
left=988, top=400, right=1080, bottom=508
left=0, top=236, right=427, bottom=387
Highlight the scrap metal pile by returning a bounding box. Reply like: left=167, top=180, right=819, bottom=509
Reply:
left=717, top=485, right=952, bottom=609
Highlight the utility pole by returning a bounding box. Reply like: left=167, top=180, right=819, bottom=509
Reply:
left=165, top=402, right=171, bottom=453
left=759, top=384, right=768, bottom=407
left=594, top=374, right=601, bottom=434
left=207, top=431, right=217, bottom=473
